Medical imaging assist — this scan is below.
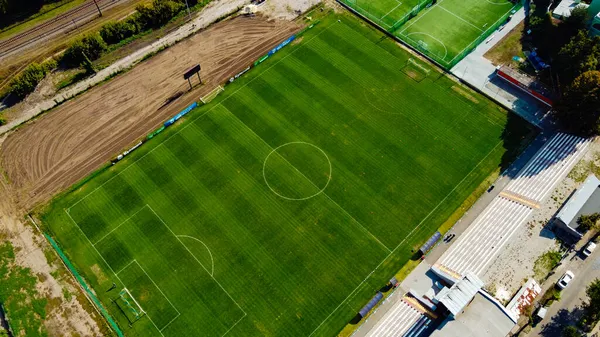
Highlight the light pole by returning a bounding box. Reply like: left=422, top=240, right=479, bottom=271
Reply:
left=92, top=0, right=102, bottom=17
left=184, top=0, right=191, bottom=21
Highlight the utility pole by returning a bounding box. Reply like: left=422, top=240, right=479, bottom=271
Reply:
left=92, top=0, right=102, bottom=17
left=184, top=0, right=191, bottom=21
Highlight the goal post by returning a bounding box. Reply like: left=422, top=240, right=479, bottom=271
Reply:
left=114, top=288, right=146, bottom=325
left=200, top=85, right=225, bottom=105
left=400, top=58, right=431, bottom=82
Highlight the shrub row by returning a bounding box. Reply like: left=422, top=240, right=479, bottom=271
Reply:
left=61, top=0, right=199, bottom=68
left=8, top=59, right=57, bottom=99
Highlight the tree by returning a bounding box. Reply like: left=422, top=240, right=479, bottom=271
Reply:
left=585, top=279, right=600, bottom=322
left=563, top=325, right=581, bottom=337
left=554, top=71, right=600, bottom=136
left=556, top=31, right=600, bottom=84
left=577, top=213, right=600, bottom=232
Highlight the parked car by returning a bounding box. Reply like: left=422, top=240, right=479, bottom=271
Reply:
left=583, top=242, right=597, bottom=257
left=557, top=271, right=575, bottom=289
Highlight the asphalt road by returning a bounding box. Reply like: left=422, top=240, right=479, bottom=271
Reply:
left=0, top=0, right=129, bottom=60
left=529, top=243, right=600, bottom=336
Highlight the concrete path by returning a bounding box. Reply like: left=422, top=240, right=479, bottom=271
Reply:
left=450, top=8, right=550, bottom=129
left=0, top=0, right=249, bottom=136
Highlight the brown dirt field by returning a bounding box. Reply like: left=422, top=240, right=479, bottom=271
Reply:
left=1, top=15, right=299, bottom=210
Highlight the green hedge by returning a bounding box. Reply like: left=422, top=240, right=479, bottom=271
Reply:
left=99, top=19, right=140, bottom=45
left=61, top=33, right=107, bottom=68
left=7, top=59, right=56, bottom=99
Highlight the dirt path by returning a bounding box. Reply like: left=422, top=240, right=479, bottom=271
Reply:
left=1, top=15, right=299, bottom=210
left=0, top=163, right=104, bottom=336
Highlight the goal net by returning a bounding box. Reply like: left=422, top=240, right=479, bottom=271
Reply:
left=114, top=288, right=145, bottom=324
left=200, top=85, right=224, bottom=104
left=400, top=58, right=431, bottom=82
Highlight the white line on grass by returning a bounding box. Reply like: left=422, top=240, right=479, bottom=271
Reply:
left=446, top=4, right=515, bottom=65
left=92, top=206, right=149, bottom=246
left=176, top=235, right=215, bottom=276
left=381, top=1, right=403, bottom=20
left=220, top=106, right=392, bottom=254
left=404, top=32, right=448, bottom=60
left=437, top=5, right=483, bottom=32
left=64, top=210, right=168, bottom=337
left=66, top=20, right=342, bottom=215
left=116, top=259, right=137, bottom=275
left=146, top=204, right=248, bottom=337
left=398, top=0, right=445, bottom=35
left=307, top=140, right=504, bottom=336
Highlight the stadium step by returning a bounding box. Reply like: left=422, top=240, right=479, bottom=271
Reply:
left=499, top=191, right=541, bottom=209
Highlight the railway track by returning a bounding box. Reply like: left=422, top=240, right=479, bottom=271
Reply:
left=0, top=0, right=128, bottom=59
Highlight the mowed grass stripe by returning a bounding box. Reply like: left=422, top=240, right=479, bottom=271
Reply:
left=42, top=13, right=533, bottom=337
left=310, top=25, right=495, bottom=159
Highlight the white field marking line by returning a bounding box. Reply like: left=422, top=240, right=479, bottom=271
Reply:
left=308, top=140, right=504, bottom=337
left=353, top=3, right=393, bottom=28
left=93, top=206, right=150, bottom=246
left=446, top=3, right=515, bottom=65
left=262, top=141, right=332, bottom=201
left=437, top=5, right=483, bottom=32
left=484, top=0, right=513, bottom=5
left=222, top=314, right=247, bottom=337
left=404, top=32, right=448, bottom=60
left=381, top=1, right=403, bottom=20
left=160, top=312, right=181, bottom=332
left=390, top=10, right=411, bottom=28
left=146, top=205, right=248, bottom=327
left=116, top=259, right=138, bottom=275
left=64, top=210, right=167, bottom=337
left=66, top=20, right=341, bottom=213
left=176, top=235, right=215, bottom=276
left=121, top=286, right=147, bottom=314
left=398, top=0, right=444, bottom=35
left=220, top=106, right=391, bottom=253
left=131, top=260, right=181, bottom=330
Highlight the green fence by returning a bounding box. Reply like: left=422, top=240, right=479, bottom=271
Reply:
left=339, top=0, right=521, bottom=70
left=338, top=0, right=433, bottom=33
left=444, top=4, right=521, bottom=69
left=45, top=234, right=124, bottom=337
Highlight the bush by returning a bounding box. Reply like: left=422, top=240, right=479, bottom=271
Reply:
left=99, top=19, right=140, bottom=45
left=7, top=62, right=49, bottom=99
left=61, top=33, right=107, bottom=68
left=136, top=0, right=184, bottom=30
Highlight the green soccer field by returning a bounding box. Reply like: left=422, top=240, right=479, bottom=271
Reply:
left=396, top=0, right=517, bottom=68
left=40, top=11, right=532, bottom=337
left=342, top=0, right=519, bottom=68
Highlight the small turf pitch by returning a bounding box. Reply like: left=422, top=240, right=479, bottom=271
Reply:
left=41, top=12, right=531, bottom=337
left=343, top=0, right=518, bottom=68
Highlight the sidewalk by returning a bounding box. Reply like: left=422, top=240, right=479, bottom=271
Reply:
left=450, top=8, right=549, bottom=129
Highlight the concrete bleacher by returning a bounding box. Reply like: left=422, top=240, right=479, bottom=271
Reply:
left=433, top=133, right=589, bottom=280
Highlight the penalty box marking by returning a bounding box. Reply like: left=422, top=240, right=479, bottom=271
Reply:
left=117, top=259, right=181, bottom=332
left=66, top=204, right=247, bottom=336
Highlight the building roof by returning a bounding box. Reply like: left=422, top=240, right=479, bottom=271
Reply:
left=553, top=0, right=589, bottom=19
left=505, top=279, right=542, bottom=321
left=557, top=174, right=600, bottom=229
left=429, top=292, right=516, bottom=337
left=434, top=272, right=483, bottom=316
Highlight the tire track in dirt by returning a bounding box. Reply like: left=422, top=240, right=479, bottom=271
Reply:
left=1, top=16, right=300, bottom=209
